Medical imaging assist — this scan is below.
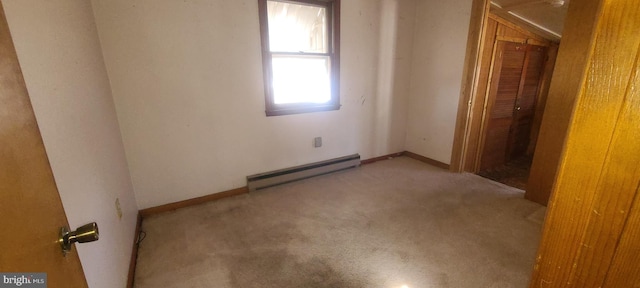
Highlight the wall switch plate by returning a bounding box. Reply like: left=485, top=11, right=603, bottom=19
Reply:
left=314, top=137, right=322, bottom=148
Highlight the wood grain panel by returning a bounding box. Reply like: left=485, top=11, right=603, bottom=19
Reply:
left=489, top=14, right=553, bottom=44
left=462, top=17, right=498, bottom=172
left=525, top=0, right=604, bottom=205
left=479, top=41, right=525, bottom=170
left=603, top=186, right=640, bottom=287
left=528, top=44, right=558, bottom=155
left=529, top=0, right=640, bottom=286
left=140, top=187, right=248, bottom=217
left=570, top=47, right=640, bottom=287
left=520, top=46, right=545, bottom=112
left=481, top=118, right=512, bottom=169
left=507, top=44, right=546, bottom=160
left=451, top=0, right=490, bottom=172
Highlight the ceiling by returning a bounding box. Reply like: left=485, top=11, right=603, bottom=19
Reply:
left=490, top=0, right=570, bottom=42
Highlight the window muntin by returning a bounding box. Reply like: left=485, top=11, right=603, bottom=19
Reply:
left=258, top=0, right=340, bottom=116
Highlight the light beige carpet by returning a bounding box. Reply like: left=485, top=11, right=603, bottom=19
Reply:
left=134, top=156, right=545, bottom=288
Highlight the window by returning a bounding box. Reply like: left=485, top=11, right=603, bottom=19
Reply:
left=258, top=0, right=340, bottom=116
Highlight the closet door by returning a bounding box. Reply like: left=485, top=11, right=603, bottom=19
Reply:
left=480, top=41, right=527, bottom=171
left=507, top=45, right=547, bottom=160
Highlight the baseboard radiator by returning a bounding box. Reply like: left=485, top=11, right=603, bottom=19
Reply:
left=247, top=154, right=361, bottom=191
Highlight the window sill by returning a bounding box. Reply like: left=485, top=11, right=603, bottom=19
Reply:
left=266, top=103, right=341, bottom=116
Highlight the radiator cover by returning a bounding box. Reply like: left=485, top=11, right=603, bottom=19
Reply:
left=246, top=154, right=361, bottom=191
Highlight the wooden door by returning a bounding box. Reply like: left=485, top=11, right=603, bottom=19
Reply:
left=480, top=41, right=548, bottom=171
left=479, top=40, right=526, bottom=171
left=0, top=4, right=88, bottom=287
left=507, top=44, right=547, bottom=160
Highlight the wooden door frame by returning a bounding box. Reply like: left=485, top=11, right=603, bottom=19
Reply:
left=451, top=1, right=554, bottom=173
left=450, top=0, right=491, bottom=173
left=473, top=38, right=502, bottom=172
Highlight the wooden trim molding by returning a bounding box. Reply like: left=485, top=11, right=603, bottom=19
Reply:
left=141, top=152, right=445, bottom=217
left=360, top=152, right=404, bottom=165
left=127, top=213, right=142, bottom=288
left=131, top=187, right=247, bottom=286
left=450, top=0, right=490, bottom=172
left=139, top=187, right=249, bottom=217
left=488, top=13, right=555, bottom=43
left=404, top=151, right=451, bottom=170
left=525, top=0, right=602, bottom=205
left=495, top=35, right=527, bottom=44
left=140, top=152, right=443, bottom=216
left=526, top=38, right=549, bottom=47
left=362, top=152, right=450, bottom=169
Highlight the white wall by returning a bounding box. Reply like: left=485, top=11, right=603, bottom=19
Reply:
left=371, top=0, right=416, bottom=156
left=92, top=0, right=416, bottom=209
left=405, top=0, right=473, bottom=164
left=1, top=0, right=473, bottom=284
left=2, top=1, right=138, bottom=288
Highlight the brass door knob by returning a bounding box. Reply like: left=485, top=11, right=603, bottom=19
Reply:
left=59, top=222, right=99, bottom=255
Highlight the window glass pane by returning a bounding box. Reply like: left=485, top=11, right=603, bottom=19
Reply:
left=271, top=56, right=331, bottom=104
left=267, top=1, right=327, bottom=53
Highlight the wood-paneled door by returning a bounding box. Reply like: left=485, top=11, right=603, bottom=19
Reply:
left=508, top=44, right=547, bottom=160
left=0, top=3, right=88, bottom=287
left=479, top=40, right=547, bottom=171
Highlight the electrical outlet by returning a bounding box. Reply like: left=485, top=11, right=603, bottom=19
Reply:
left=314, top=137, right=322, bottom=148
left=115, top=198, right=123, bottom=220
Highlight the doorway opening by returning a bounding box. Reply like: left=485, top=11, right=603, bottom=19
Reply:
left=476, top=33, right=557, bottom=189
left=455, top=10, right=562, bottom=192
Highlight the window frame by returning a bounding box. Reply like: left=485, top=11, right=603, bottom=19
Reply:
left=258, top=0, right=341, bottom=116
